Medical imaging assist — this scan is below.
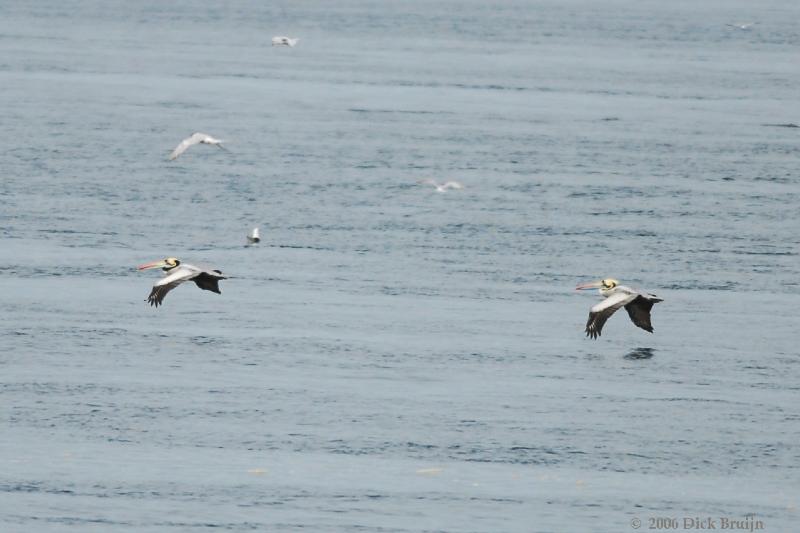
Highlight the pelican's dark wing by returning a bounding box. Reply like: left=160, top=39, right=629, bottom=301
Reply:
left=147, top=281, right=181, bottom=307
left=193, top=271, right=226, bottom=294
left=145, top=266, right=196, bottom=307
left=624, top=295, right=662, bottom=333
left=585, top=292, right=632, bottom=339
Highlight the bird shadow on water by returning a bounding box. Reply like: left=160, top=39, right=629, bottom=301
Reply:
left=624, top=347, right=656, bottom=360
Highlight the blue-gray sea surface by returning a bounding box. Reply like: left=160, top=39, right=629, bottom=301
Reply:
left=1, top=1, right=798, bottom=531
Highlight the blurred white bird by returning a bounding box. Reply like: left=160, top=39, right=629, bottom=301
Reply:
left=726, top=22, right=755, bottom=30
left=417, top=179, right=464, bottom=193
left=272, top=36, right=299, bottom=47
left=169, top=132, right=227, bottom=160
left=247, top=227, right=260, bottom=245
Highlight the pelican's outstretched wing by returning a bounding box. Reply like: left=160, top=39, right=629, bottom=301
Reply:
left=442, top=181, right=463, bottom=190
left=146, top=266, right=199, bottom=306
left=193, top=270, right=226, bottom=294
left=585, top=291, right=635, bottom=339
left=147, top=282, right=181, bottom=307
left=624, top=295, right=662, bottom=333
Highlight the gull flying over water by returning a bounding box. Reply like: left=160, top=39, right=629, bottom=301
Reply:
left=169, top=132, right=227, bottom=160
left=272, top=36, right=299, bottom=47
left=137, top=257, right=227, bottom=307
left=575, top=278, right=663, bottom=339
left=247, top=227, right=260, bottom=245
left=417, top=179, right=464, bottom=193
left=726, top=22, right=755, bottom=30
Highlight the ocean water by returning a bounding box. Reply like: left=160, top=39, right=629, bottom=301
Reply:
left=1, top=1, right=798, bottom=531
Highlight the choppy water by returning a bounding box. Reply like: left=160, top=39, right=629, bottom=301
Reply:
left=1, top=1, right=799, bottom=531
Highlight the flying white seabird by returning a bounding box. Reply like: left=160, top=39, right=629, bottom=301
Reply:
left=726, top=22, right=755, bottom=30
left=272, top=36, right=299, bottom=47
left=575, top=278, right=663, bottom=339
left=169, top=133, right=227, bottom=160
left=247, top=227, right=260, bottom=245
left=137, top=257, right=227, bottom=307
left=417, top=179, right=464, bottom=193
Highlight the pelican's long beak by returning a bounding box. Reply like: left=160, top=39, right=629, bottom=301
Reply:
left=575, top=280, right=603, bottom=291
left=137, top=260, right=167, bottom=271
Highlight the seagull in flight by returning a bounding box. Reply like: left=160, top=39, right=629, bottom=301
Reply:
left=417, top=179, right=464, bottom=193
left=247, top=227, right=260, bottom=245
left=169, top=132, right=227, bottom=160
left=272, top=36, right=299, bottom=47
left=137, top=257, right=227, bottom=307
left=726, top=22, right=755, bottom=30
left=575, top=278, right=663, bottom=339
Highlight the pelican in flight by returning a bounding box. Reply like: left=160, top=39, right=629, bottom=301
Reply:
left=726, top=22, right=755, bottom=30
left=272, top=36, right=299, bottom=47
left=169, top=132, right=227, bottom=160
left=137, top=257, right=227, bottom=307
left=417, top=179, right=464, bottom=193
left=247, top=227, right=260, bottom=245
left=575, top=278, right=663, bottom=339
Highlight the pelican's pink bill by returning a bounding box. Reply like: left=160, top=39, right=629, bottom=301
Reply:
left=137, top=260, right=165, bottom=271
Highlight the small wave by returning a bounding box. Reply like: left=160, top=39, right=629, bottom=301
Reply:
left=348, top=108, right=452, bottom=115
left=0, top=265, right=132, bottom=278
left=662, top=281, right=736, bottom=291
left=624, top=347, right=656, bottom=360
left=732, top=249, right=796, bottom=256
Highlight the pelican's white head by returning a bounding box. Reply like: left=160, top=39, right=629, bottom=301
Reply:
left=575, top=278, right=619, bottom=295
left=137, top=257, right=180, bottom=271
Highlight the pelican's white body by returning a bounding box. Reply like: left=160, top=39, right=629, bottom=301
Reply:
left=154, top=263, right=205, bottom=288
